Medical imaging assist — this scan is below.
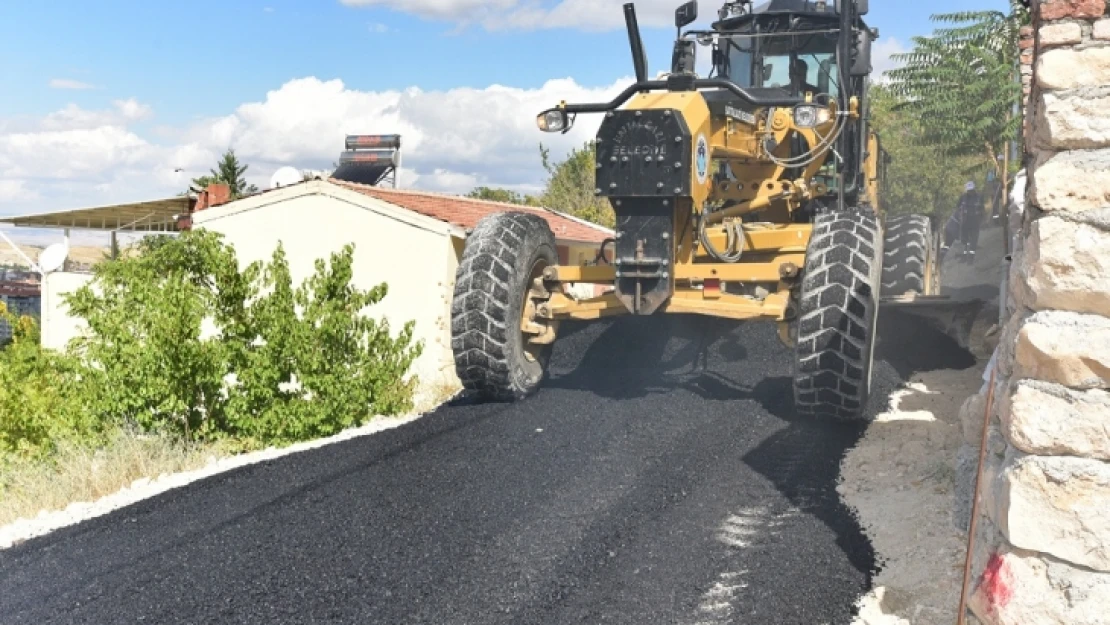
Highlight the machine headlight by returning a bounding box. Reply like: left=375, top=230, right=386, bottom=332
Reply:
left=793, top=105, right=819, bottom=128
left=537, top=109, right=572, bottom=133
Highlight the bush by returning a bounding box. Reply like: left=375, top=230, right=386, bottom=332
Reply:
left=64, top=230, right=423, bottom=447
left=65, top=232, right=251, bottom=440
left=222, top=243, right=422, bottom=446
left=0, top=307, right=92, bottom=460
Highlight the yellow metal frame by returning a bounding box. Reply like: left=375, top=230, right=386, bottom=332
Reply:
left=534, top=220, right=810, bottom=326
left=538, top=288, right=791, bottom=323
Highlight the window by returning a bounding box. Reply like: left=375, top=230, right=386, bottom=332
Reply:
left=720, top=30, right=840, bottom=98
left=725, top=40, right=754, bottom=87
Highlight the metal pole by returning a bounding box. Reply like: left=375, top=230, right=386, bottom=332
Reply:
left=957, top=366, right=998, bottom=625
left=836, top=0, right=852, bottom=211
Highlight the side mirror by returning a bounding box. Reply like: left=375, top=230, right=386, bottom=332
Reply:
left=672, top=39, right=697, bottom=75
left=850, top=29, right=872, bottom=76
left=675, top=1, right=698, bottom=28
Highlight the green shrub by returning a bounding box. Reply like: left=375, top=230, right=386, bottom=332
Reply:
left=223, top=243, right=422, bottom=445
left=64, top=230, right=423, bottom=448
left=65, top=232, right=250, bottom=440
left=0, top=308, right=93, bottom=460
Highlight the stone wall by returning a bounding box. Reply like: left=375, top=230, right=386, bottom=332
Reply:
left=958, top=1, right=1110, bottom=624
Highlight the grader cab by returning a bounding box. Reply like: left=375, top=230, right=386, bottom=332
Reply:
left=450, top=0, right=967, bottom=421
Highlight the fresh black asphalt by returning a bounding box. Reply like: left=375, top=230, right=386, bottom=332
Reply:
left=0, top=312, right=974, bottom=625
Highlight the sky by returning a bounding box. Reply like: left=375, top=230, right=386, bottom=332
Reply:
left=0, top=0, right=1011, bottom=227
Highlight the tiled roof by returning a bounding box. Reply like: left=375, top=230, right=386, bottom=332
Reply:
left=330, top=179, right=612, bottom=244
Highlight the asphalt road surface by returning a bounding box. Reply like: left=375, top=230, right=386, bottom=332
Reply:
left=0, top=313, right=972, bottom=625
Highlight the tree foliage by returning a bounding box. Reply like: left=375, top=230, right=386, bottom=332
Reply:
left=192, top=148, right=260, bottom=199
left=63, top=230, right=422, bottom=447
left=466, top=187, right=541, bottom=206
left=886, top=4, right=1028, bottom=178
left=870, top=85, right=977, bottom=220
left=538, top=141, right=615, bottom=228
left=0, top=307, right=91, bottom=459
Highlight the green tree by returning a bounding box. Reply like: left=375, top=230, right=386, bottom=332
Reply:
left=870, top=84, right=977, bottom=220
left=538, top=141, right=615, bottom=228
left=466, top=187, right=540, bottom=206
left=887, top=3, right=1029, bottom=182
left=193, top=148, right=260, bottom=199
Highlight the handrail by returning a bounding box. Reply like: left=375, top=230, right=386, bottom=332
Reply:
left=560, top=78, right=802, bottom=115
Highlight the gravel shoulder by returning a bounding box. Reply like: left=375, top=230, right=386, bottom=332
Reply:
left=846, top=225, right=1006, bottom=624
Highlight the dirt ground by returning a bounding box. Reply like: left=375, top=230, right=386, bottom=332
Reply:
left=847, top=225, right=1006, bottom=624
left=0, top=244, right=109, bottom=270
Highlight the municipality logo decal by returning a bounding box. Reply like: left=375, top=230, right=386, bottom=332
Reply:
left=696, top=135, right=709, bottom=184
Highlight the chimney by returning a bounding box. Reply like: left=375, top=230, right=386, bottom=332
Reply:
left=195, top=183, right=232, bottom=211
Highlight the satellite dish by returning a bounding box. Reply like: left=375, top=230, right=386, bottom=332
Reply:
left=270, top=166, right=303, bottom=189
left=39, top=242, right=69, bottom=274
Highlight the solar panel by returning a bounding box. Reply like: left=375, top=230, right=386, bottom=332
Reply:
left=330, top=137, right=402, bottom=187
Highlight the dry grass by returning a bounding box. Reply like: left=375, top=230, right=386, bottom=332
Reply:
left=0, top=430, right=228, bottom=527
left=0, top=244, right=109, bottom=270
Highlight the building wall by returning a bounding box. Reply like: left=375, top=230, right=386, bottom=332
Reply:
left=194, top=186, right=462, bottom=403
left=40, top=271, right=93, bottom=351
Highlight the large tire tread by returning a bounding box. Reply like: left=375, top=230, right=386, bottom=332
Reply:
left=450, top=212, right=557, bottom=402
left=882, top=214, right=933, bottom=296
left=793, top=209, right=883, bottom=422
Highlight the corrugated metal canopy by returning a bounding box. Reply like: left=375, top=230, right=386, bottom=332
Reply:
left=0, top=196, right=194, bottom=232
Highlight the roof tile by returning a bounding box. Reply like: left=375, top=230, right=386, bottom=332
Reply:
left=330, top=180, right=612, bottom=244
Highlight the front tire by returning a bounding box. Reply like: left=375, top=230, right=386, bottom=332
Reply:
left=450, top=212, right=558, bottom=402
left=793, top=210, right=883, bottom=421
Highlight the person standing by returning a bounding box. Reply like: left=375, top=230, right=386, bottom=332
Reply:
left=957, top=181, right=984, bottom=258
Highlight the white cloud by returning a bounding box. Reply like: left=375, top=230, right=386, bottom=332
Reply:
left=0, top=99, right=179, bottom=214
left=0, top=180, right=40, bottom=203
left=171, top=76, right=632, bottom=191
left=871, top=37, right=907, bottom=83
left=0, top=76, right=631, bottom=215
left=368, top=22, right=390, bottom=33
left=49, top=78, right=97, bottom=90
left=340, top=0, right=680, bottom=31
left=41, top=99, right=153, bottom=132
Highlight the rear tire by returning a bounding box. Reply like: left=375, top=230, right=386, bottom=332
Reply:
left=793, top=209, right=883, bottom=421
left=882, top=214, right=936, bottom=296
left=450, top=212, right=558, bottom=402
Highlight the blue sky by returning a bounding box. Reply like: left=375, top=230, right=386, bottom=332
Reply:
left=0, top=0, right=1010, bottom=226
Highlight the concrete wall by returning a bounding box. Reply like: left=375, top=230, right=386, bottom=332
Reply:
left=193, top=182, right=464, bottom=404
left=40, top=271, right=92, bottom=351
left=959, top=2, right=1110, bottom=623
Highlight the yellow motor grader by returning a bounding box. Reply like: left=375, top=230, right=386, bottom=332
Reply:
left=450, top=0, right=967, bottom=420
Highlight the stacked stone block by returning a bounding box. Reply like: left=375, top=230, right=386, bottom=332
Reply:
left=958, top=1, right=1110, bottom=623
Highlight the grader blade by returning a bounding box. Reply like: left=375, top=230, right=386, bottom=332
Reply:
left=881, top=295, right=986, bottom=349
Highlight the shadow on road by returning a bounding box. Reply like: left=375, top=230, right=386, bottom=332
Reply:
left=544, top=310, right=980, bottom=585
